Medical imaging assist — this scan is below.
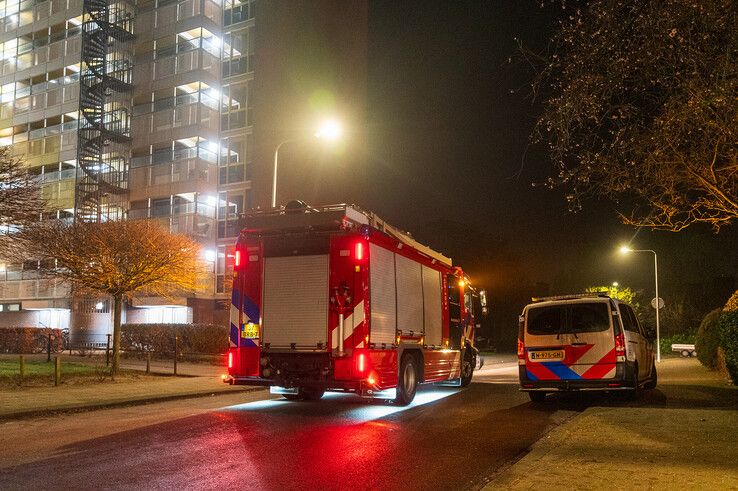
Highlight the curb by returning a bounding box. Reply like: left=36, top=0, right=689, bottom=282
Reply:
left=0, top=386, right=266, bottom=421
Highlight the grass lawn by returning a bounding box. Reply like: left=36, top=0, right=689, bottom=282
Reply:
left=0, top=359, right=104, bottom=377
left=0, top=358, right=140, bottom=388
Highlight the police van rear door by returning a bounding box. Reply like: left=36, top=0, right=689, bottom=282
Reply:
left=524, top=300, right=616, bottom=381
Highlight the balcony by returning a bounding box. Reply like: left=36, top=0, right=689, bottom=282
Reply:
left=128, top=157, right=218, bottom=201
left=0, top=278, right=70, bottom=301
left=128, top=206, right=216, bottom=242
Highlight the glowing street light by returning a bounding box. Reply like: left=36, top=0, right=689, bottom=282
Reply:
left=271, top=118, right=344, bottom=208
left=619, top=245, right=661, bottom=362
left=314, top=118, right=343, bottom=140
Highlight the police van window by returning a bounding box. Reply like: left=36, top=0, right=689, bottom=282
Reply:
left=527, top=305, right=566, bottom=335
left=570, top=303, right=610, bottom=333
left=626, top=305, right=642, bottom=334
left=620, top=305, right=639, bottom=333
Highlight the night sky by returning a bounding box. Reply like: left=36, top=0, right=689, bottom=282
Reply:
left=364, top=0, right=738, bottom=324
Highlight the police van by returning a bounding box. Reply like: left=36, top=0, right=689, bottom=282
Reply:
left=517, top=293, right=657, bottom=402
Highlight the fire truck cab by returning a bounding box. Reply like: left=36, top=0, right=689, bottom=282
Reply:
left=224, top=202, right=486, bottom=405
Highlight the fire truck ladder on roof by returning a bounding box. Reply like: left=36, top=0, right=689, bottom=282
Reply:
left=244, top=203, right=453, bottom=267
left=75, top=0, right=134, bottom=222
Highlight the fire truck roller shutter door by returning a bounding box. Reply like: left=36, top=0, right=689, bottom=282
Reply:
left=422, top=266, right=442, bottom=346
left=369, top=243, right=397, bottom=345
left=262, top=255, right=329, bottom=348
left=395, top=253, right=424, bottom=336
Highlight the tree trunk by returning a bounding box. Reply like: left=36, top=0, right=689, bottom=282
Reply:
left=111, top=294, right=123, bottom=377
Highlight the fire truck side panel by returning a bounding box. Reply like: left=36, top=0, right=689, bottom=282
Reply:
left=328, top=234, right=369, bottom=352
left=395, top=253, right=424, bottom=335
left=366, top=231, right=463, bottom=385
left=441, top=273, right=451, bottom=343
left=424, top=350, right=462, bottom=381
left=422, top=265, right=443, bottom=345
left=261, top=254, right=329, bottom=348
left=368, top=242, right=397, bottom=345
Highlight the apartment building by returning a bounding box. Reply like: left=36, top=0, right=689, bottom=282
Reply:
left=0, top=0, right=367, bottom=343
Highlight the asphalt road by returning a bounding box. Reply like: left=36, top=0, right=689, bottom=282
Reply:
left=0, top=362, right=585, bottom=490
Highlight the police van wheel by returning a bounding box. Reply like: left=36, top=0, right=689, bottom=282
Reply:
left=626, top=365, right=640, bottom=400
left=395, top=355, right=418, bottom=406
left=528, top=391, right=546, bottom=403
left=643, top=361, right=657, bottom=390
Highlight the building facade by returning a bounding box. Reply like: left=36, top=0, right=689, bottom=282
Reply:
left=0, top=0, right=367, bottom=342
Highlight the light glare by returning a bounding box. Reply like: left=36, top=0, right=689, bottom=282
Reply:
left=315, top=119, right=343, bottom=141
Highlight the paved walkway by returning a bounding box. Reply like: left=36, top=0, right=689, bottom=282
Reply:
left=484, top=358, right=738, bottom=490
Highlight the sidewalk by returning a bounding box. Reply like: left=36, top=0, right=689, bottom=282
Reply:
left=0, top=356, right=258, bottom=419
left=485, top=358, right=738, bottom=489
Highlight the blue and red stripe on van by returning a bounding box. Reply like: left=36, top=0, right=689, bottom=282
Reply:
left=525, top=344, right=617, bottom=381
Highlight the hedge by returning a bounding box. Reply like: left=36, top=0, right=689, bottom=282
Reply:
left=719, top=310, right=738, bottom=385
left=0, top=327, right=65, bottom=354
left=121, top=323, right=229, bottom=356
left=695, top=308, right=722, bottom=369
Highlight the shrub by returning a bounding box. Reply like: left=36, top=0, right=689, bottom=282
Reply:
left=718, top=309, right=738, bottom=385
left=121, top=323, right=229, bottom=356
left=0, top=327, right=64, bottom=354
left=695, top=308, right=723, bottom=369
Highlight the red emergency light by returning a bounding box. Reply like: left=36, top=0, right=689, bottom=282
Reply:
left=234, top=249, right=242, bottom=268
left=355, top=242, right=363, bottom=261
left=228, top=351, right=233, bottom=369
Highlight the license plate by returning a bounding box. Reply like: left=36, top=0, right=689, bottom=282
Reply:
left=529, top=350, right=565, bottom=362
left=242, top=322, right=259, bottom=339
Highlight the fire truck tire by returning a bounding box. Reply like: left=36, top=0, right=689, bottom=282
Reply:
left=460, top=351, right=474, bottom=387
left=395, top=354, right=418, bottom=406
left=300, top=387, right=325, bottom=401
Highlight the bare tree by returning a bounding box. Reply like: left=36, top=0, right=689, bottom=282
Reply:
left=22, top=219, right=207, bottom=375
left=535, top=0, right=738, bottom=231
left=0, top=147, right=44, bottom=255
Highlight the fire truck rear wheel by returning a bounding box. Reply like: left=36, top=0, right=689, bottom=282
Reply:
left=460, top=351, right=474, bottom=387
left=395, top=354, right=418, bottom=406
left=300, top=387, right=325, bottom=401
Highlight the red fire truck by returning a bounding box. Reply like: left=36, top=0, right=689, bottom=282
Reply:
left=224, top=202, right=487, bottom=405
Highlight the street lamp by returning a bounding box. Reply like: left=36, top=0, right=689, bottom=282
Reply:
left=619, top=245, right=661, bottom=362
left=271, top=119, right=343, bottom=208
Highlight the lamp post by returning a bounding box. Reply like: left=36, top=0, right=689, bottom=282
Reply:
left=619, top=246, right=661, bottom=362
left=271, top=119, right=343, bottom=209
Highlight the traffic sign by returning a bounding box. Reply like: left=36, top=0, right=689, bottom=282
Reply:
left=651, top=297, right=665, bottom=309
